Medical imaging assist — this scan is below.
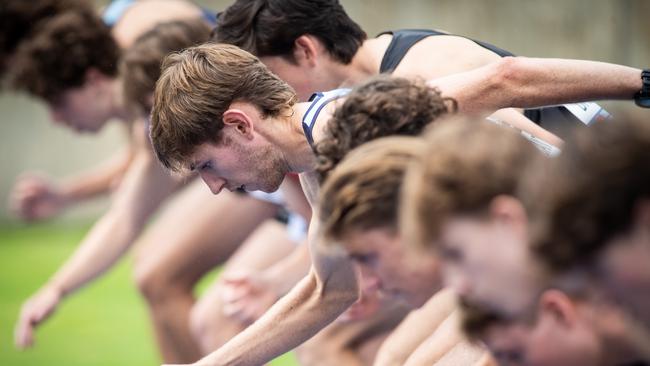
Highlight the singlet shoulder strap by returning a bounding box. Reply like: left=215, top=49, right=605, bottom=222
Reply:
left=379, top=29, right=445, bottom=73
left=301, top=88, right=351, bottom=148
left=378, top=29, right=515, bottom=74
left=102, top=0, right=137, bottom=27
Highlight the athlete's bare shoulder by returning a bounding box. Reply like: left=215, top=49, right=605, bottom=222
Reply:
left=393, top=34, right=502, bottom=80
left=111, top=0, right=204, bottom=47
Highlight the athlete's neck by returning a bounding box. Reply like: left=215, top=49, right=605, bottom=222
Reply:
left=264, top=102, right=316, bottom=174
left=336, top=36, right=391, bottom=88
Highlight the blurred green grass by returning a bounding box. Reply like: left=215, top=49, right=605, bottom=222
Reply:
left=0, top=223, right=297, bottom=366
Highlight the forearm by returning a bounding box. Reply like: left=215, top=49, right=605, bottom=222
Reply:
left=59, top=146, right=134, bottom=203
left=45, top=153, right=178, bottom=299
left=488, top=108, right=563, bottom=147
left=198, top=266, right=358, bottom=366
left=433, top=56, right=642, bottom=113
left=263, top=243, right=311, bottom=295
left=47, top=210, right=139, bottom=296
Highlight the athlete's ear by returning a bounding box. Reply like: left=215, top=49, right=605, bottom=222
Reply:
left=222, top=108, right=255, bottom=139
left=293, top=35, right=320, bottom=67
left=538, top=289, right=578, bottom=329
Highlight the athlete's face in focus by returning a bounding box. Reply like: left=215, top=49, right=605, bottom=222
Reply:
left=438, top=197, right=542, bottom=318
left=341, top=227, right=441, bottom=308
left=47, top=70, right=116, bottom=133
left=189, top=130, right=288, bottom=194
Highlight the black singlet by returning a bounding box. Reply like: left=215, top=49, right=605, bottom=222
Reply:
left=378, top=29, right=513, bottom=73
left=377, top=29, right=609, bottom=136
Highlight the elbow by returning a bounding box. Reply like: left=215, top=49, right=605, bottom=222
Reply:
left=311, top=269, right=359, bottom=310
left=491, top=56, right=535, bottom=108
left=492, top=56, right=521, bottom=91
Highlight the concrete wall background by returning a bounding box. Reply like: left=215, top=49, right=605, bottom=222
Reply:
left=0, top=0, right=648, bottom=222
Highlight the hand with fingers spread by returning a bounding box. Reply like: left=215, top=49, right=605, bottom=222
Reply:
left=220, top=271, right=281, bottom=325
left=9, top=173, right=68, bottom=222
left=15, top=285, right=62, bottom=349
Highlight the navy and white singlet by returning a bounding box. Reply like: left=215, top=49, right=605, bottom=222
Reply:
left=301, top=88, right=352, bottom=149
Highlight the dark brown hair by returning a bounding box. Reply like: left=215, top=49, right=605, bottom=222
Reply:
left=213, top=0, right=366, bottom=64
left=525, top=117, right=650, bottom=272
left=8, top=10, right=119, bottom=102
left=315, top=75, right=453, bottom=182
left=0, top=0, right=91, bottom=77
left=150, top=43, right=297, bottom=172
left=121, top=19, right=211, bottom=115
left=319, top=136, right=425, bottom=241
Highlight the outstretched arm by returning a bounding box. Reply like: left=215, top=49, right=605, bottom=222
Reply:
left=430, top=56, right=643, bottom=113
left=15, top=145, right=182, bottom=348
left=183, top=213, right=359, bottom=366
left=9, top=145, right=134, bottom=221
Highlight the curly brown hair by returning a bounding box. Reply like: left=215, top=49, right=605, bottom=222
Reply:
left=314, top=75, right=454, bottom=182
left=319, top=136, right=425, bottom=241
left=0, top=0, right=91, bottom=77
left=8, top=10, right=119, bottom=102
left=525, top=116, right=650, bottom=272
left=120, top=19, right=211, bottom=115
left=213, top=0, right=366, bottom=64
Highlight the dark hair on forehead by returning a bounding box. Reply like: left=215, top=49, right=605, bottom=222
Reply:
left=213, top=0, right=366, bottom=64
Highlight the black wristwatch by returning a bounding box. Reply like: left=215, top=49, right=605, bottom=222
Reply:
left=635, top=69, right=650, bottom=108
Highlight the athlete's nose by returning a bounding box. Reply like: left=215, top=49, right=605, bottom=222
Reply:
left=448, top=271, right=471, bottom=298
left=357, top=264, right=381, bottom=292
left=201, top=173, right=226, bottom=195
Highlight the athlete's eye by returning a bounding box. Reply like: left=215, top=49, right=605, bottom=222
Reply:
left=199, top=161, right=213, bottom=172
left=440, top=245, right=463, bottom=262
left=350, top=253, right=378, bottom=266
